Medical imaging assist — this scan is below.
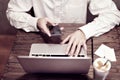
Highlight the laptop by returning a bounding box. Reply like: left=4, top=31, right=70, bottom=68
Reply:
left=17, top=43, right=91, bottom=74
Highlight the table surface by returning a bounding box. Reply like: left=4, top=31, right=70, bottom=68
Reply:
left=2, top=23, right=120, bottom=80
left=0, top=35, right=16, bottom=79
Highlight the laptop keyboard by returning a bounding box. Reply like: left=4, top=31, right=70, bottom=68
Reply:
left=29, top=44, right=67, bottom=56
left=29, top=44, right=87, bottom=57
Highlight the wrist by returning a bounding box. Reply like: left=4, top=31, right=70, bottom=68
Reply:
left=77, top=29, right=86, bottom=40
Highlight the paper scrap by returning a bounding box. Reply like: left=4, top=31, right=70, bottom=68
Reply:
left=94, top=44, right=116, bottom=62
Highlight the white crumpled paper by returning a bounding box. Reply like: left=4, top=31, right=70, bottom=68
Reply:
left=94, top=44, right=116, bottom=62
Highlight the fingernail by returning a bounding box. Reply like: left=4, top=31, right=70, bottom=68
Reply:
left=48, top=34, right=51, bottom=37
left=75, top=55, right=77, bottom=57
left=65, top=52, right=68, bottom=55
left=70, top=55, right=73, bottom=57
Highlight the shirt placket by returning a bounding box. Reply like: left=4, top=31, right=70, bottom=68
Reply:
left=54, top=0, right=64, bottom=23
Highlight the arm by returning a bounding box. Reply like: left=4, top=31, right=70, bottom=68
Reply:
left=6, top=0, right=39, bottom=32
left=62, top=0, right=120, bottom=56
left=79, top=0, right=120, bottom=39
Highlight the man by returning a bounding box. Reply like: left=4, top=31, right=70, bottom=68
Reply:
left=6, top=0, right=120, bottom=56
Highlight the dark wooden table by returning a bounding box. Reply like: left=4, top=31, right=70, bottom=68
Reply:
left=1, top=23, right=94, bottom=80
left=1, top=24, right=120, bottom=80
left=0, top=35, right=16, bottom=79
left=2, top=23, right=120, bottom=80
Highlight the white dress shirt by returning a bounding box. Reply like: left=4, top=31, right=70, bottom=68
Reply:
left=6, top=0, right=120, bottom=39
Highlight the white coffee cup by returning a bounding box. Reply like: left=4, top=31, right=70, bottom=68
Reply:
left=93, top=58, right=111, bottom=80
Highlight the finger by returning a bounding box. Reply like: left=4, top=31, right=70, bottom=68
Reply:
left=74, top=43, right=81, bottom=57
left=60, top=27, right=64, bottom=31
left=45, top=18, right=56, bottom=26
left=61, top=35, right=71, bottom=44
left=83, top=42, right=87, bottom=51
left=42, top=24, right=51, bottom=36
left=66, top=37, right=74, bottom=55
left=69, top=41, right=77, bottom=56
left=66, top=42, right=72, bottom=55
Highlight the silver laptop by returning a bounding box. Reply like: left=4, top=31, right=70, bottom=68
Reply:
left=17, top=43, right=91, bottom=74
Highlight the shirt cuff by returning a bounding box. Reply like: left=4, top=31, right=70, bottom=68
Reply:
left=28, top=17, right=39, bottom=32
left=78, top=23, right=95, bottom=39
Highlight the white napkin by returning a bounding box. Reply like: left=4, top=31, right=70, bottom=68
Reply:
left=94, top=44, right=116, bottom=62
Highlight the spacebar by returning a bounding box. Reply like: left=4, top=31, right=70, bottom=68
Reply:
left=32, top=54, right=84, bottom=57
left=48, top=55, right=69, bottom=57
left=49, top=55, right=85, bottom=57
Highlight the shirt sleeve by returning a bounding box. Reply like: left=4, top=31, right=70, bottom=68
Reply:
left=6, top=0, right=39, bottom=32
left=79, top=0, right=120, bottom=39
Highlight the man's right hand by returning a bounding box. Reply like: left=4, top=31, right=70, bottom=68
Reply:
left=37, top=18, right=56, bottom=36
left=61, top=29, right=87, bottom=57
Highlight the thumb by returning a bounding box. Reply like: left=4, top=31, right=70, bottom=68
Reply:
left=42, top=24, right=51, bottom=37
left=45, top=18, right=56, bottom=26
